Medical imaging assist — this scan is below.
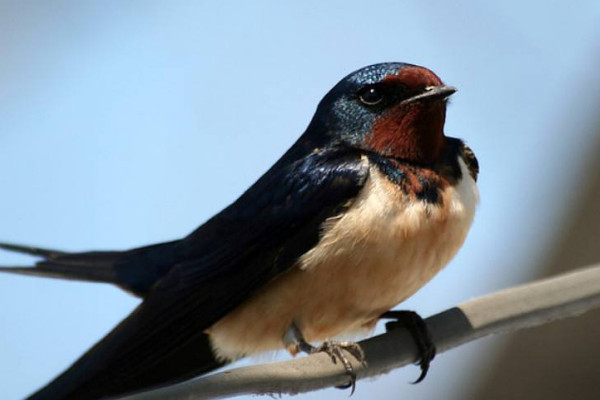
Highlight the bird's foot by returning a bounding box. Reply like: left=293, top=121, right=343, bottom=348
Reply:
left=380, top=310, right=435, bottom=383
left=284, top=323, right=365, bottom=394
left=316, top=340, right=365, bottom=391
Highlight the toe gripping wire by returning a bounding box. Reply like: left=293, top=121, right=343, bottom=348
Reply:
left=380, top=310, right=436, bottom=383
left=283, top=323, right=365, bottom=394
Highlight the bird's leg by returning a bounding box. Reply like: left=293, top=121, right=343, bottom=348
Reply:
left=283, top=323, right=365, bottom=393
left=380, top=310, right=435, bottom=383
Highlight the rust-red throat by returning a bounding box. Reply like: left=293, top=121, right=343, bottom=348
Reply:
left=367, top=66, right=447, bottom=165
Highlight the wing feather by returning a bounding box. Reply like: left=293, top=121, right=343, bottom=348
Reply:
left=28, top=148, right=369, bottom=400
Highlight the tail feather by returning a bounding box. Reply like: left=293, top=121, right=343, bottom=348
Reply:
left=0, top=261, right=119, bottom=283
left=0, top=242, right=122, bottom=285
left=0, top=242, right=66, bottom=258
left=0, top=241, right=181, bottom=297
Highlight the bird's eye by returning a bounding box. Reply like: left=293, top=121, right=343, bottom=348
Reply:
left=358, top=87, right=384, bottom=106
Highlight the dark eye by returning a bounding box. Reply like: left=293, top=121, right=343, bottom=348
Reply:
left=358, top=86, right=384, bottom=106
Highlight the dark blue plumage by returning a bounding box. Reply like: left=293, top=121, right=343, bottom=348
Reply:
left=0, top=62, right=477, bottom=400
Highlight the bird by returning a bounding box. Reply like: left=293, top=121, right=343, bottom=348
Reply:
left=0, top=62, right=479, bottom=400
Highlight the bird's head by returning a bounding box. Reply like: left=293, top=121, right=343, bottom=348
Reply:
left=310, top=63, right=455, bottom=165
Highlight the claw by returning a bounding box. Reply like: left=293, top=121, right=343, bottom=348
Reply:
left=380, top=310, right=436, bottom=383
left=316, top=341, right=364, bottom=394
left=283, top=323, right=365, bottom=394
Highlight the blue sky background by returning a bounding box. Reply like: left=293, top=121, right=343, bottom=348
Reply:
left=1, top=1, right=599, bottom=399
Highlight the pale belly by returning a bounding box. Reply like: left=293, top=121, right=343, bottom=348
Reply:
left=207, top=159, right=478, bottom=361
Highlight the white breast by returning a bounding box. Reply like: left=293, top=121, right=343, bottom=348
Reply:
left=207, top=156, right=479, bottom=361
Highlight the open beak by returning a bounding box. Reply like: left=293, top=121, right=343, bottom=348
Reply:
left=400, top=85, right=457, bottom=105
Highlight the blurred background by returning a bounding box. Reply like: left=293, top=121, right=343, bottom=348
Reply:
left=1, top=1, right=599, bottom=399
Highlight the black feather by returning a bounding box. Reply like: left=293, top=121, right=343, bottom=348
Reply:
left=22, top=147, right=369, bottom=400
left=0, top=241, right=182, bottom=297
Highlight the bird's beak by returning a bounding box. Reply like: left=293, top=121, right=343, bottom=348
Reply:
left=400, top=85, right=457, bottom=105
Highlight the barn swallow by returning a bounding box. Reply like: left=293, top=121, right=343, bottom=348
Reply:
left=0, top=62, right=479, bottom=400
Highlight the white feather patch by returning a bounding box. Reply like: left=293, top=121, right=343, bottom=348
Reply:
left=207, top=156, right=478, bottom=360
